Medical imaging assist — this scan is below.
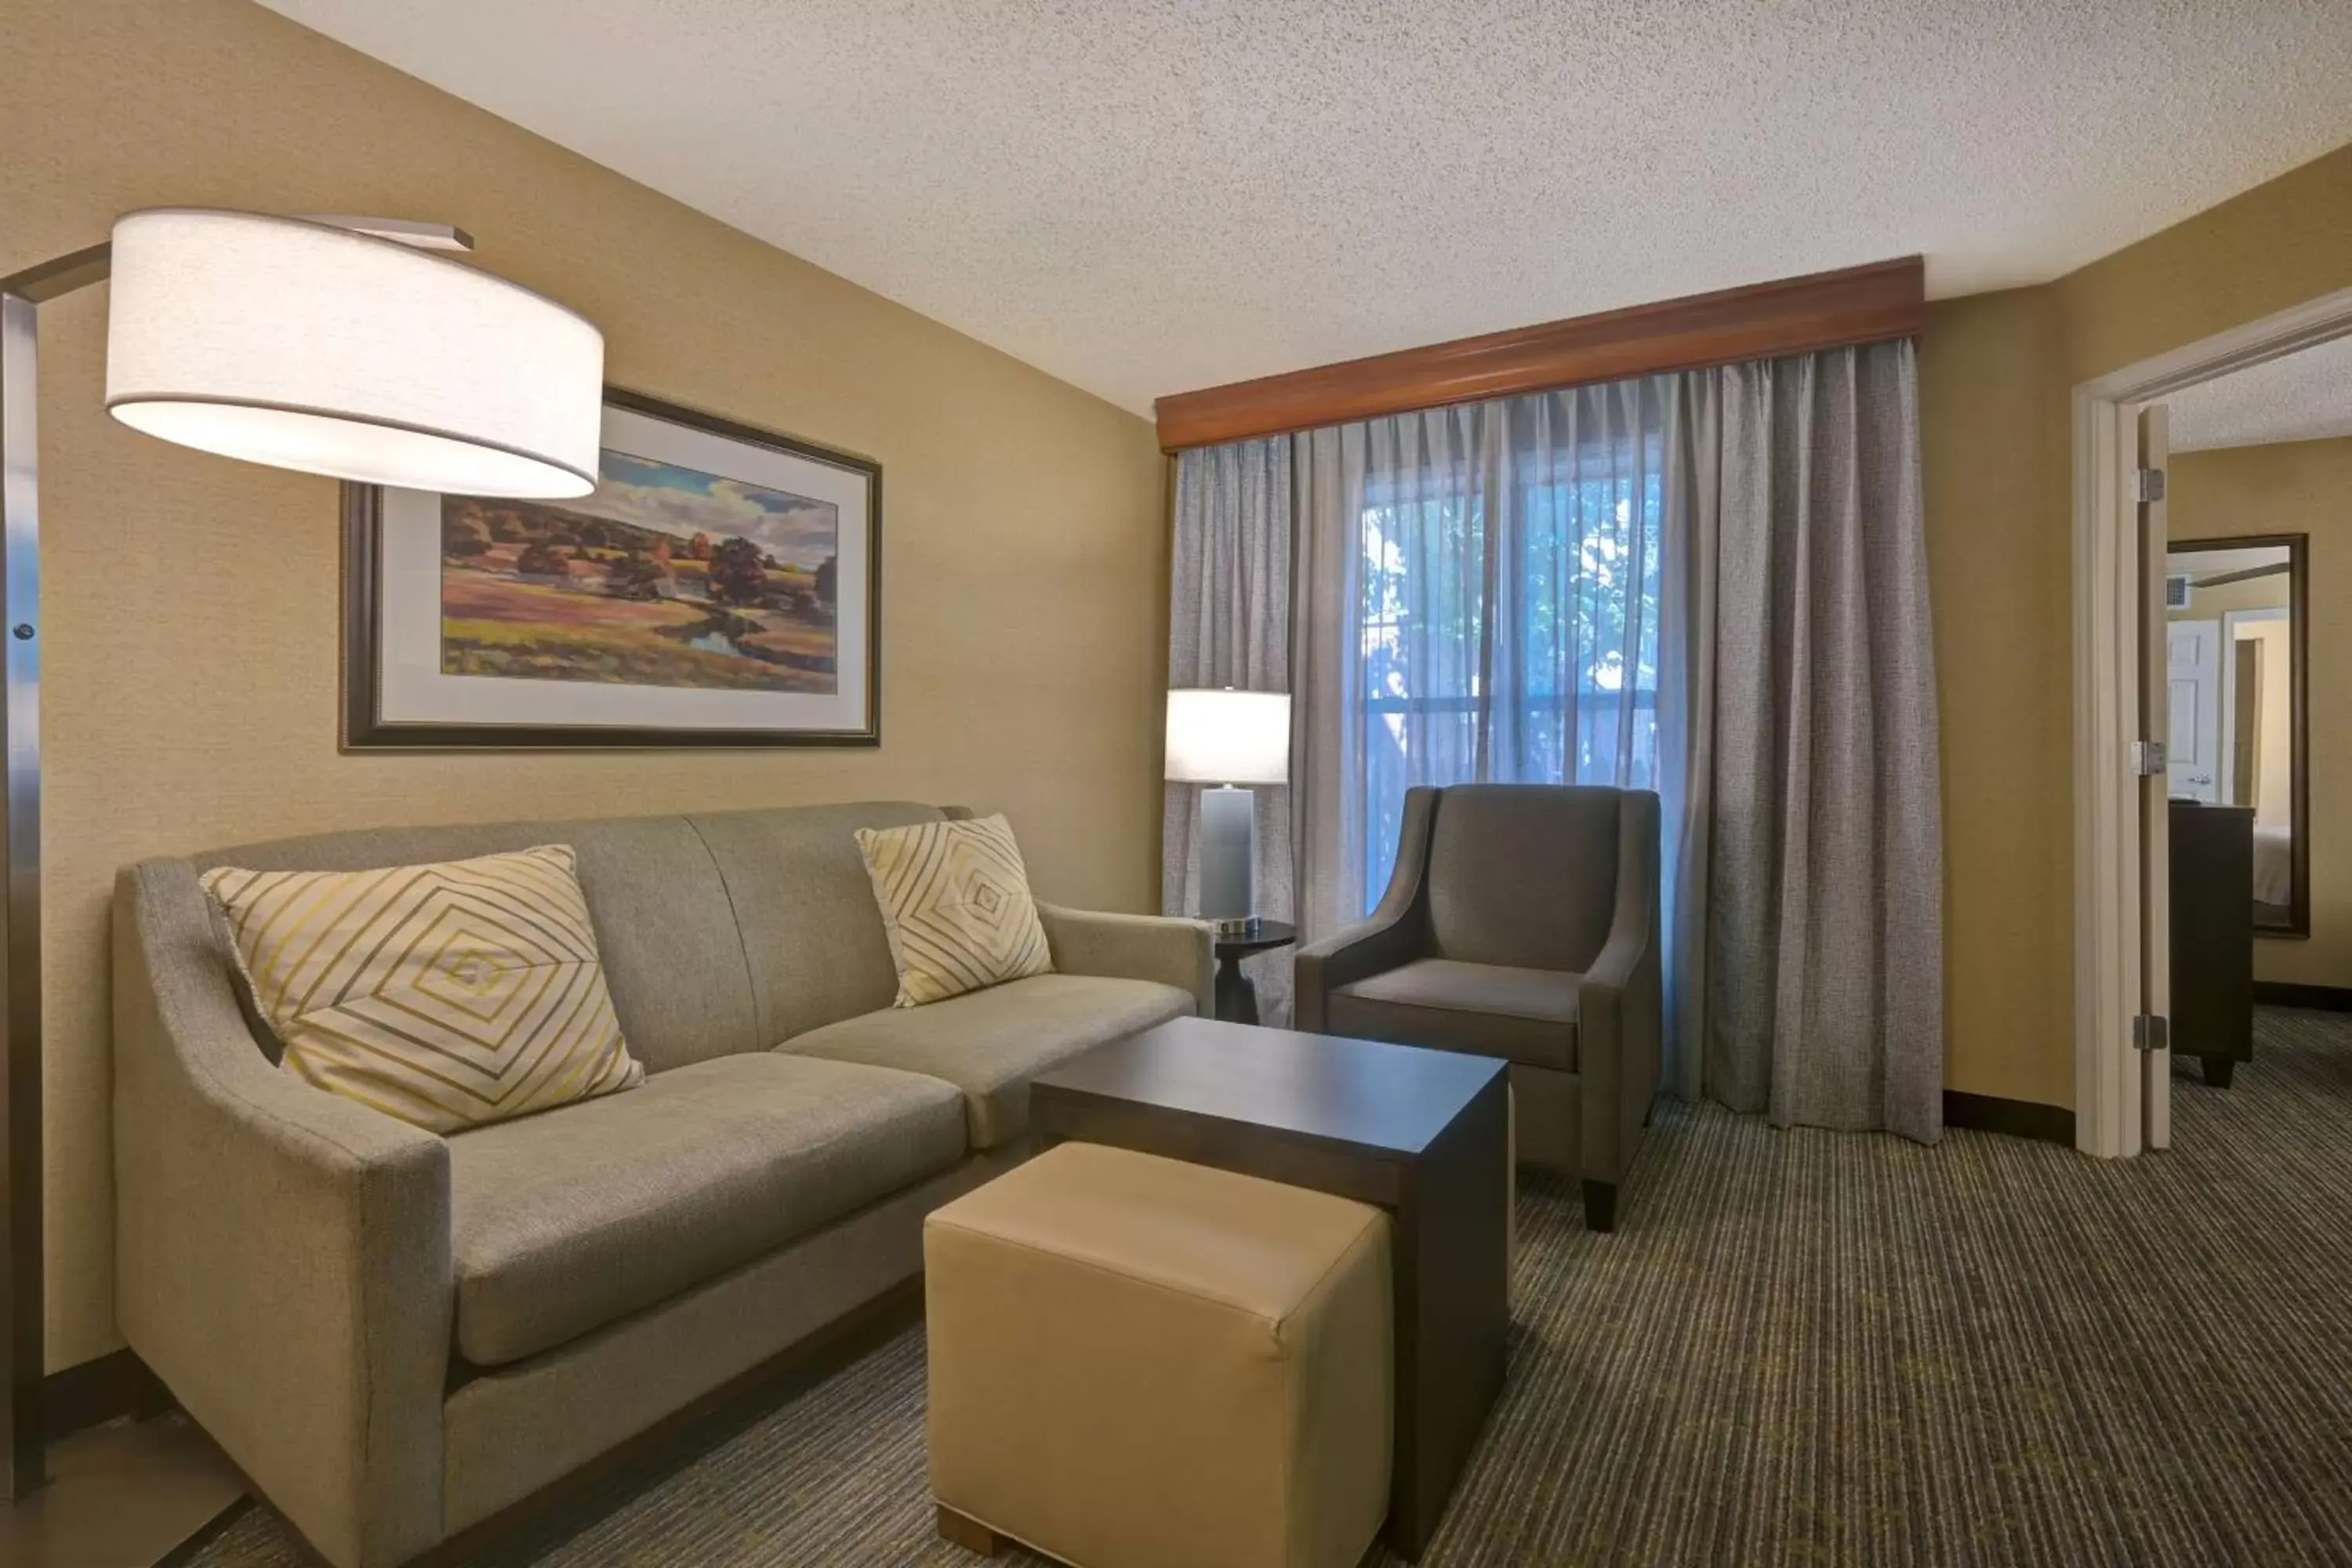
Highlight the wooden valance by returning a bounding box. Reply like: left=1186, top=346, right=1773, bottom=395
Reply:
left=1152, top=256, right=1925, bottom=452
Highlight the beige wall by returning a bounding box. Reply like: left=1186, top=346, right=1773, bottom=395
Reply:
left=1918, top=140, right=2352, bottom=1112
left=2242, top=621, right=2292, bottom=832
left=1918, top=287, right=2074, bottom=1105
left=2053, top=147, right=2352, bottom=393
left=5, top=0, right=1170, bottom=1370
left=2171, top=437, right=2352, bottom=986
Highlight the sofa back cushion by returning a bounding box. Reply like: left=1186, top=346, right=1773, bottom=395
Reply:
left=189, top=800, right=959, bottom=1069
left=686, top=802, right=946, bottom=1044
left=191, top=815, right=757, bottom=1074
left=1426, top=785, right=1623, bottom=973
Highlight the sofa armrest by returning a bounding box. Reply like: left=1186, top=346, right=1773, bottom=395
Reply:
left=1574, top=792, right=1664, bottom=1185
left=1037, top=902, right=1215, bottom=1017
left=114, top=861, right=453, bottom=1568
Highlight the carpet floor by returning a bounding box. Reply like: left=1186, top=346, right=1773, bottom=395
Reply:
left=188, top=1009, right=2352, bottom=1566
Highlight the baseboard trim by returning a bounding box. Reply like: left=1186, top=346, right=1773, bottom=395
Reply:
left=42, top=1346, right=169, bottom=1441
left=1943, top=1090, right=2074, bottom=1147
left=2251, top=981, right=2352, bottom=1011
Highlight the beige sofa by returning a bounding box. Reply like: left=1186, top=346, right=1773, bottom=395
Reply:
left=111, top=800, right=1210, bottom=1568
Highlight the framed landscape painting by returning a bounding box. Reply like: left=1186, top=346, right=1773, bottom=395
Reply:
left=344, top=388, right=880, bottom=748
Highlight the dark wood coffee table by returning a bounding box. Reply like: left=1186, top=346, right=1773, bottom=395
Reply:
left=1029, top=1016, right=1509, bottom=1559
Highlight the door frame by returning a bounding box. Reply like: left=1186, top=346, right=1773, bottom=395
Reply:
left=2071, top=283, right=2352, bottom=1157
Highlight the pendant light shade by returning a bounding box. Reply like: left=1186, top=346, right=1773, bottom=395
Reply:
left=103, top=209, right=603, bottom=498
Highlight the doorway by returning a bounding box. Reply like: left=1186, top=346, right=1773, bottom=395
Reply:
left=2072, top=283, right=2352, bottom=1158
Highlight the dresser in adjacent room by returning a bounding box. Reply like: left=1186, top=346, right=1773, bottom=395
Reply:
left=2169, top=799, right=2255, bottom=1087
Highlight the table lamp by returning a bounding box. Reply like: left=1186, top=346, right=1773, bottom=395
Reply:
left=1, top=208, right=603, bottom=1495
left=1165, top=688, right=1290, bottom=934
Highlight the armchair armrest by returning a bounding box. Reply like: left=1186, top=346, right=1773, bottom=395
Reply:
left=114, top=861, right=452, bottom=1568
left=1295, top=786, right=1441, bottom=1033
left=1573, top=792, right=1664, bottom=1184
left=1036, top=902, right=1215, bottom=1017
left=1294, top=916, right=1423, bottom=1031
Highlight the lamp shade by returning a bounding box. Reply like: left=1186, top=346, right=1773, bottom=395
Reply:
left=103, top=209, right=603, bottom=498
left=1165, top=688, right=1290, bottom=785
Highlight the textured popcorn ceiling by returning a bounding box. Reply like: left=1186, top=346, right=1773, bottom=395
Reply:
left=2169, top=333, right=2352, bottom=452
left=257, top=1, right=2352, bottom=415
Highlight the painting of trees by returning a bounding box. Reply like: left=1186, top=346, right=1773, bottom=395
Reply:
left=604, top=552, right=668, bottom=600
left=434, top=443, right=850, bottom=700
left=516, top=541, right=568, bottom=577
left=707, top=536, right=768, bottom=605
left=445, top=514, right=492, bottom=559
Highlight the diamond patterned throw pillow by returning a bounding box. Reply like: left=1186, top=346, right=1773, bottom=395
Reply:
left=201, top=844, right=644, bottom=1133
left=855, top=814, right=1054, bottom=1007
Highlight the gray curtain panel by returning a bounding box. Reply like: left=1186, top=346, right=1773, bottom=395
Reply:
left=1163, top=437, right=1297, bottom=1023
left=1670, top=341, right=1944, bottom=1143
left=1180, top=341, right=1941, bottom=1142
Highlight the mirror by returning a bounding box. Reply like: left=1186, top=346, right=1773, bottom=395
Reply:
left=2162, top=534, right=2307, bottom=935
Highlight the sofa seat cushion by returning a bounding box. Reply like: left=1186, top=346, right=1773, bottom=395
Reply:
left=782, top=975, right=1193, bottom=1148
left=1328, top=958, right=1579, bottom=1072
left=447, top=1053, right=966, bottom=1366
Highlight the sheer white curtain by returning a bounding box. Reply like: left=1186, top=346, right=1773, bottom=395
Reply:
left=1294, top=380, right=1670, bottom=937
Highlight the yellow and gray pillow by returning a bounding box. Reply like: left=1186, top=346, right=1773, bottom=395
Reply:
left=856, top=814, right=1053, bottom=1006
left=201, top=843, right=642, bottom=1133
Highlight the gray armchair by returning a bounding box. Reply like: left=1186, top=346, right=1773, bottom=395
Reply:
left=1294, top=783, right=1661, bottom=1232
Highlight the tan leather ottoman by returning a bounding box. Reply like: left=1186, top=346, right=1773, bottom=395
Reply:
left=924, top=1142, right=1393, bottom=1568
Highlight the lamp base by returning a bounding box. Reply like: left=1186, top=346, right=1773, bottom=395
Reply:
left=1197, top=785, right=1258, bottom=930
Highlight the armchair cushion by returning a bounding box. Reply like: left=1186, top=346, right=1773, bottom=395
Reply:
left=1328, top=958, right=1579, bottom=1072
left=1427, top=785, right=1624, bottom=972
left=446, top=1053, right=964, bottom=1367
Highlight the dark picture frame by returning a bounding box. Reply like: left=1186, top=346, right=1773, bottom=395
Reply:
left=2167, top=531, right=2308, bottom=938
left=343, top=387, right=881, bottom=750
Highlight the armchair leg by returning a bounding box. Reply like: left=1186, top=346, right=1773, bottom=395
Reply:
left=1581, top=1179, right=1617, bottom=1233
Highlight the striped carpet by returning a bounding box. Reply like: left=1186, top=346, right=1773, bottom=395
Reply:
left=188, top=1008, right=2352, bottom=1566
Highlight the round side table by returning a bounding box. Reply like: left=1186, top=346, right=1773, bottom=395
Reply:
left=1211, top=920, right=1296, bottom=1025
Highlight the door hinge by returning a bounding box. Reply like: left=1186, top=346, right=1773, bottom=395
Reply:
left=2134, top=467, right=2167, bottom=503
left=2129, top=740, right=2167, bottom=776
left=2132, top=1014, right=2169, bottom=1052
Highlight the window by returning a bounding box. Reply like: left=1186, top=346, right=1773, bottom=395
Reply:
left=1352, top=445, right=1662, bottom=910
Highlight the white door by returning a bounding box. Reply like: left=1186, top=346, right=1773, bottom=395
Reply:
left=2166, top=619, right=2222, bottom=801
left=2139, top=405, right=2172, bottom=1152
